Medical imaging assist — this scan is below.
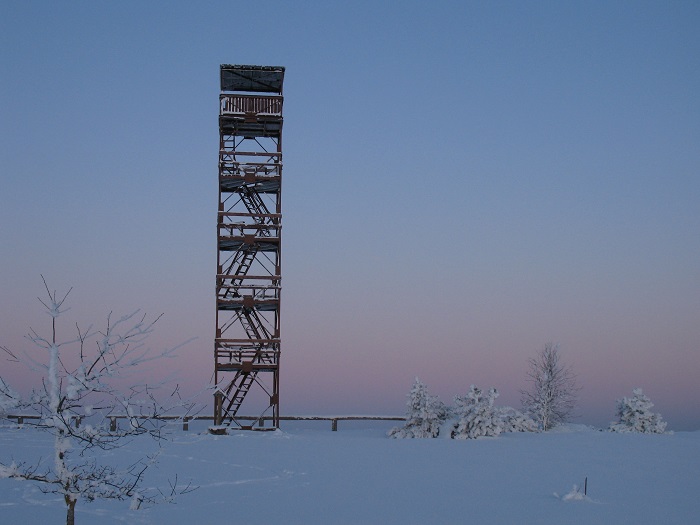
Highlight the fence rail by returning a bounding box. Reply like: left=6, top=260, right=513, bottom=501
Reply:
left=3, top=414, right=405, bottom=432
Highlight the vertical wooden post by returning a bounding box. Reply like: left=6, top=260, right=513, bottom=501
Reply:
left=214, top=390, right=224, bottom=426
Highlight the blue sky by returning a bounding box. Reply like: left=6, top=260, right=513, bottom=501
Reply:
left=1, top=1, right=699, bottom=429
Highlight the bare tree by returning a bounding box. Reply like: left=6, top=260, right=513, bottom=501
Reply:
left=0, top=278, right=196, bottom=525
left=520, top=343, right=579, bottom=431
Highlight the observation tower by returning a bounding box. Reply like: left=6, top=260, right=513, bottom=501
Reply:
left=214, top=65, right=284, bottom=429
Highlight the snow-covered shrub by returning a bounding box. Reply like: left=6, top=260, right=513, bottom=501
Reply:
left=498, top=406, right=538, bottom=433
left=388, top=377, right=447, bottom=438
left=609, top=388, right=667, bottom=434
left=451, top=385, right=502, bottom=439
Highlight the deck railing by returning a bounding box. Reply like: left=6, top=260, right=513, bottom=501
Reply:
left=220, top=94, right=283, bottom=116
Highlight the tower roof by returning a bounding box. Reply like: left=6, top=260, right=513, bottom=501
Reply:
left=220, top=65, right=285, bottom=94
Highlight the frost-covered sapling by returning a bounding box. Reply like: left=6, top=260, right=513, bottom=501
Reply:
left=388, top=377, right=447, bottom=438
left=0, top=279, right=196, bottom=525
left=521, top=343, right=579, bottom=431
left=498, top=406, right=538, bottom=433
left=609, top=388, right=667, bottom=434
left=451, top=385, right=502, bottom=439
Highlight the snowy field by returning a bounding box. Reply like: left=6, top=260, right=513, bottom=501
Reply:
left=1, top=422, right=698, bottom=524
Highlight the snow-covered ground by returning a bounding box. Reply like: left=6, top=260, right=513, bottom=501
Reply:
left=1, top=422, right=698, bottom=524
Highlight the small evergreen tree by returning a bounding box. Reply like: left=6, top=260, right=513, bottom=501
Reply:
left=451, top=385, right=502, bottom=439
left=388, top=377, right=447, bottom=438
left=498, top=406, right=538, bottom=433
left=610, top=388, right=667, bottom=434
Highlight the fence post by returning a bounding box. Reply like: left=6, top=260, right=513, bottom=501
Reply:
left=213, top=390, right=224, bottom=426
left=183, top=417, right=190, bottom=431
left=110, top=416, right=117, bottom=432
left=332, top=419, right=338, bottom=431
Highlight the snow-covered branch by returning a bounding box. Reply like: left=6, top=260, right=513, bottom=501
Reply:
left=0, top=281, right=197, bottom=525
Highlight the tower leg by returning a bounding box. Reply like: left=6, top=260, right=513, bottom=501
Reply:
left=214, top=390, right=224, bottom=426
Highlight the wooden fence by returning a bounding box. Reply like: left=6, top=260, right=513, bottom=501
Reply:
left=3, top=414, right=405, bottom=432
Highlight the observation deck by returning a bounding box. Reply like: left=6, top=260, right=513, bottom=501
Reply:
left=219, top=65, right=284, bottom=138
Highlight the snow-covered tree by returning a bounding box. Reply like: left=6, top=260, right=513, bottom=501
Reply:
left=388, top=377, right=447, bottom=438
left=498, top=406, right=538, bottom=433
left=609, top=388, right=667, bottom=434
left=521, top=343, right=578, bottom=431
left=0, top=376, right=21, bottom=415
left=451, top=385, right=502, bottom=439
left=0, top=279, right=196, bottom=525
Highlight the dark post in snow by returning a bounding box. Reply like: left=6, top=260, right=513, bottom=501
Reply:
left=214, top=65, right=285, bottom=430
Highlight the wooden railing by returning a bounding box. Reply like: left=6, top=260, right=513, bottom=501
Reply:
left=220, top=94, right=283, bottom=116
left=3, top=414, right=405, bottom=432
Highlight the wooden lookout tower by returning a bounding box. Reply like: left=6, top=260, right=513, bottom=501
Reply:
left=214, top=65, right=285, bottom=429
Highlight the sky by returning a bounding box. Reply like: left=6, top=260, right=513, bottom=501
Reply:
left=1, top=1, right=699, bottom=429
